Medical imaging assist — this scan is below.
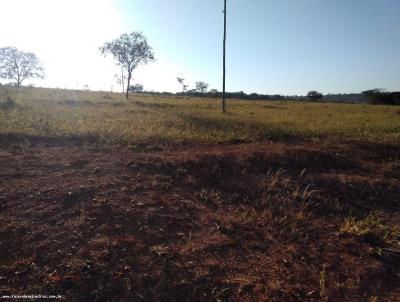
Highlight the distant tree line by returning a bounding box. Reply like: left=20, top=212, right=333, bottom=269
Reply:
left=138, top=89, right=289, bottom=100
left=362, top=89, right=400, bottom=105
left=130, top=89, right=398, bottom=105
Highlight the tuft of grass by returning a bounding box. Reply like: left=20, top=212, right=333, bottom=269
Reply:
left=340, top=211, right=400, bottom=248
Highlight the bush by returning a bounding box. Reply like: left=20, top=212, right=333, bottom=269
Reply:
left=129, top=84, right=144, bottom=93
left=307, top=90, right=323, bottom=101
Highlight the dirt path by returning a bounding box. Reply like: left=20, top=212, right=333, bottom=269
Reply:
left=0, top=141, right=399, bottom=301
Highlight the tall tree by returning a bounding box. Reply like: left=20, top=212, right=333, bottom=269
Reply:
left=0, top=47, right=44, bottom=87
left=100, top=32, right=154, bottom=99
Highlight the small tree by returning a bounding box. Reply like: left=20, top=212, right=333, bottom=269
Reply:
left=177, top=77, right=188, bottom=93
left=129, top=83, right=144, bottom=93
left=195, top=81, right=209, bottom=93
left=100, top=32, right=154, bottom=99
left=0, top=47, right=44, bottom=87
left=307, top=90, right=323, bottom=101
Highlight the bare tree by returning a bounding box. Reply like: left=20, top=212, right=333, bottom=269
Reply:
left=100, top=32, right=155, bottom=99
left=177, top=77, right=188, bottom=93
left=0, top=47, right=44, bottom=87
left=195, top=81, right=209, bottom=93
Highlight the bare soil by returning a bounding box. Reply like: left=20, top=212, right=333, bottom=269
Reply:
left=0, top=140, right=399, bottom=301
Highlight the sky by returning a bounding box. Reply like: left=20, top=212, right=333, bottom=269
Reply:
left=0, top=0, right=399, bottom=95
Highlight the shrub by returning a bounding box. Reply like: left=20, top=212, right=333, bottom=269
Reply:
left=307, top=90, right=323, bottom=101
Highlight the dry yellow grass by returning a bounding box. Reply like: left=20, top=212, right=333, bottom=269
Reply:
left=1, top=86, right=399, bottom=147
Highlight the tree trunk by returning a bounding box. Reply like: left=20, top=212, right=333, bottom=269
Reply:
left=121, top=67, right=125, bottom=93
left=126, top=72, right=131, bottom=99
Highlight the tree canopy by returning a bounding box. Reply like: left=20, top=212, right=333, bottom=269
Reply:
left=195, top=81, right=209, bottom=93
left=0, top=47, right=44, bottom=86
left=100, top=32, right=154, bottom=99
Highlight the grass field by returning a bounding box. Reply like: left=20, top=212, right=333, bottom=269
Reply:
left=1, top=86, right=399, bottom=301
left=1, top=86, right=399, bottom=147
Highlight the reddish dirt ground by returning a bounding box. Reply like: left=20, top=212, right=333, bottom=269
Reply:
left=0, top=140, right=399, bottom=301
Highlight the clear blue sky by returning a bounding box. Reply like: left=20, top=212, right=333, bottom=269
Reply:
left=118, top=0, right=400, bottom=95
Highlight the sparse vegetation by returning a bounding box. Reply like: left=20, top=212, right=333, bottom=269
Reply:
left=340, top=212, right=400, bottom=249
left=0, top=86, right=399, bottom=147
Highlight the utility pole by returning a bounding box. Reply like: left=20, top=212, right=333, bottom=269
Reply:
left=222, top=0, right=227, bottom=112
